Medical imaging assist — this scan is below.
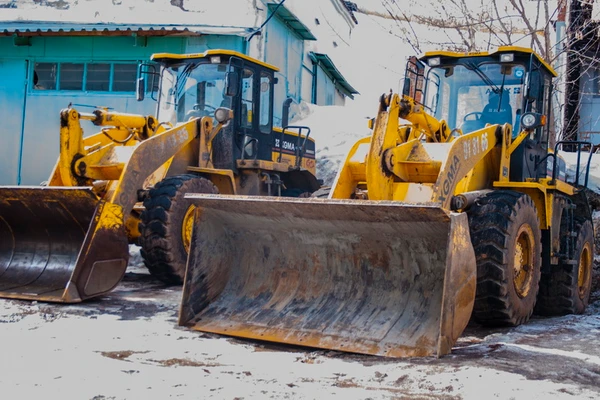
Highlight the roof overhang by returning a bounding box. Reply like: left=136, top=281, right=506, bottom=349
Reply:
left=268, top=3, right=316, bottom=41
left=309, top=52, right=359, bottom=99
left=0, top=22, right=251, bottom=37
left=151, top=49, right=279, bottom=71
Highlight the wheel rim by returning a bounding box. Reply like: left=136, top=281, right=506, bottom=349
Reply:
left=513, top=224, right=535, bottom=298
left=578, top=242, right=592, bottom=300
left=182, top=205, right=196, bottom=254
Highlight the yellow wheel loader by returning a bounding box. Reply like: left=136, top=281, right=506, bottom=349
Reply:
left=178, top=47, right=595, bottom=358
left=0, top=50, right=319, bottom=303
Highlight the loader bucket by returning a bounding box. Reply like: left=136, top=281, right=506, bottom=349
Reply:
left=0, top=187, right=129, bottom=303
left=179, top=195, right=476, bottom=358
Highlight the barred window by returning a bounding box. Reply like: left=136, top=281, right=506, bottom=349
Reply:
left=33, top=62, right=139, bottom=92
left=86, top=63, right=110, bottom=91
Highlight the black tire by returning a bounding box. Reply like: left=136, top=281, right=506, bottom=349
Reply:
left=536, top=219, right=594, bottom=315
left=467, top=190, right=542, bottom=326
left=281, top=188, right=308, bottom=197
left=310, top=186, right=331, bottom=198
left=139, top=174, right=218, bottom=284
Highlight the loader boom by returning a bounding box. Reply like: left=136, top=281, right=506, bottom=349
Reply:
left=0, top=110, right=207, bottom=302
left=335, top=92, right=506, bottom=208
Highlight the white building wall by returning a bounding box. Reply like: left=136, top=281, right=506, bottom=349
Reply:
left=286, top=0, right=355, bottom=104
left=246, top=0, right=356, bottom=119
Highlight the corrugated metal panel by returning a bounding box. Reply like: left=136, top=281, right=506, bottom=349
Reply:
left=0, top=23, right=250, bottom=36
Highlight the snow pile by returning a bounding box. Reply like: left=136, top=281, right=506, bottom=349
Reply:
left=0, top=0, right=257, bottom=28
left=291, top=101, right=373, bottom=186
left=561, top=151, right=600, bottom=194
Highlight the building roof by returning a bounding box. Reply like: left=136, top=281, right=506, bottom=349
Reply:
left=309, top=52, right=359, bottom=99
left=0, top=22, right=250, bottom=36
left=0, top=0, right=257, bottom=36
left=267, top=3, right=316, bottom=41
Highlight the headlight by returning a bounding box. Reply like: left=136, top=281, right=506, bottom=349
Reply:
left=521, top=112, right=539, bottom=130
left=427, top=57, right=440, bottom=67
left=214, top=107, right=233, bottom=124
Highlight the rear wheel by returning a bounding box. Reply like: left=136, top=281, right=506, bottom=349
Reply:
left=536, top=219, right=594, bottom=315
left=139, top=174, right=218, bottom=284
left=467, top=191, right=542, bottom=326
left=281, top=188, right=312, bottom=197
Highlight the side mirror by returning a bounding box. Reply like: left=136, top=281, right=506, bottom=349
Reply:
left=526, top=71, right=541, bottom=102
left=281, top=98, right=293, bottom=128
left=225, top=71, right=239, bottom=97
left=136, top=77, right=145, bottom=102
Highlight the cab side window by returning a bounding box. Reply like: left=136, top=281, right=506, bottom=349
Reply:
left=241, top=68, right=254, bottom=128
left=259, top=73, right=272, bottom=134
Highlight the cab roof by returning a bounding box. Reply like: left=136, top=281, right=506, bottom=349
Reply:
left=420, top=46, right=557, bottom=77
left=150, top=49, right=279, bottom=72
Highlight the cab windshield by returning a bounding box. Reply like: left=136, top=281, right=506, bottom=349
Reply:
left=158, top=62, right=231, bottom=125
left=424, top=63, right=527, bottom=133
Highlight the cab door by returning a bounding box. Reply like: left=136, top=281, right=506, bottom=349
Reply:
left=236, top=64, right=274, bottom=162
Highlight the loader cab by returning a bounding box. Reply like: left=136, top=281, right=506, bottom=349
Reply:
left=149, top=50, right=281, bottom=171
left=414, top=46, right=556, bottom=181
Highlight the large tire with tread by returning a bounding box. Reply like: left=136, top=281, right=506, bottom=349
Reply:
left=281, top=188, right=312, bottom=197
left=139, top=174, right=218, bottom=284
left=310, top=186, right=331, bottom=198
left=467, top=190, right=542, bottom=326
left=536, top=219, right=594, bottom=315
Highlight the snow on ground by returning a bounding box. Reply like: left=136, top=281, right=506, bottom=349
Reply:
left=1, top=257, right=599, bottom=400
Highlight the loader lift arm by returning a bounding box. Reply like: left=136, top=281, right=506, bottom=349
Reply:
left=0, top=107, right=229, bottom=303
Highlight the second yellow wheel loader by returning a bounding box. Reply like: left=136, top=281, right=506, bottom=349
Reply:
left=0, top=50, right=319, bottom=303
left=178, top=47, right=595, bottom=358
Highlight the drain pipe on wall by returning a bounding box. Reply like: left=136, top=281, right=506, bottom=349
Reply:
left=17, top=60, right=29, bottom=186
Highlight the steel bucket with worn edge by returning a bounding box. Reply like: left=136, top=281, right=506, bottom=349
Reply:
left=0, top=187, right=129, bottom=303
left=179, top=194, right=476, bottom=358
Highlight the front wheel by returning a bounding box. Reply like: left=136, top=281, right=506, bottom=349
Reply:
left=467, top=191, right=542, bottom=326
left=310, top=187, right=331, bottom=198
left=139, top=174, right=218, bottom=284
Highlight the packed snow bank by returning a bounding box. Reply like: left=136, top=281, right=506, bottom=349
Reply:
left=560, top=151, right=600, bottom=194
left=291, top=102, right=373, bottom=186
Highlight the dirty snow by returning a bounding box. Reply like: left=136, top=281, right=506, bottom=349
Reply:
left=1, top=256, right=599, bottom=399
left=290, top=101, right=372, bottom=185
